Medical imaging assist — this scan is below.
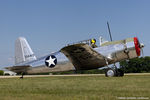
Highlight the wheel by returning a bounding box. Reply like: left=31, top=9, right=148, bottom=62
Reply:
left=105, top=68, right=116, bottom=77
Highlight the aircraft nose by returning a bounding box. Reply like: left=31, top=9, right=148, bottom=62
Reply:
left=134, top=37, right=145, bottom=56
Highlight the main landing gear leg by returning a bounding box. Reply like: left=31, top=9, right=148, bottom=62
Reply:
left=104, top=58, right=116, bottom=77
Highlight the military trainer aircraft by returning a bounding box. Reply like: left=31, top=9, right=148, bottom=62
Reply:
left=6, top=35, right=144, bottom=77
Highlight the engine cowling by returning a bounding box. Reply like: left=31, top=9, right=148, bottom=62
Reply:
left=134, top=37, right=141, bottom=56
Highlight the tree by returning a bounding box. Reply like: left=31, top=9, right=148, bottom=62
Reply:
left=120, top=56, right=150, bottom=73
left=0, top=70, right=4, bottom=75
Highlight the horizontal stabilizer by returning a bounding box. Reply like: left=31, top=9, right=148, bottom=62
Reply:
left=5, top=65, right=31, bottom=73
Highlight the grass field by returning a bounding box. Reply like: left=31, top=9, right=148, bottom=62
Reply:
left=0, top=75, right=149, bottom=100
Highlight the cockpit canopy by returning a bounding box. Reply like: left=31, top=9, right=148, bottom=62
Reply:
left=67, top=38, right=97, bottom=48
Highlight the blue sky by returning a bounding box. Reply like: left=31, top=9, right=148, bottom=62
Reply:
left=0, top=0, right=150, bottom=68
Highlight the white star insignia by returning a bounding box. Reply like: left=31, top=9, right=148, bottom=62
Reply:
left=46, top=56, right=56, bottom=67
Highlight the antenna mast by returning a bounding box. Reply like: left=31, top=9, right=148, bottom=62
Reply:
left=107, top=22, right=113, bottom=41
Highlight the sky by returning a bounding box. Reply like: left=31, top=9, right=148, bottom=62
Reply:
left=0, top=0, right=150, bottom=68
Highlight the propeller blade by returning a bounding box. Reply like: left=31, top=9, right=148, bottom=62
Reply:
left=139, top=42, right=144, bottom=57
left=141, top=48, right=144, bottom=57
left=137, top=38, right=144, bottom=57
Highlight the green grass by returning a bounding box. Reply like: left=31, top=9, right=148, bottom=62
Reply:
left=0, top=75, right=150, bottom=100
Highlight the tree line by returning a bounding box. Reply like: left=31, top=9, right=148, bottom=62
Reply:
left=120, top=56, right=150, bottom=73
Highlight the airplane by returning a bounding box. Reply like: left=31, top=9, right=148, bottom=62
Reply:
left=5, top=35, right=144, bottom=78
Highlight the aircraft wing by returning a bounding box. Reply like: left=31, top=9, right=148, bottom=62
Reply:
left=61, top=43, right=109, bottom=70
left=5, top=65, right=31, bottom=73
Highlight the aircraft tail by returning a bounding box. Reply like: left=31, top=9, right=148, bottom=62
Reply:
left=15, top=37, right=36, bottom=65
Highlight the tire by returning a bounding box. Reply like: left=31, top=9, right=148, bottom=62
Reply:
left=105, top=68, right=116, bottom=77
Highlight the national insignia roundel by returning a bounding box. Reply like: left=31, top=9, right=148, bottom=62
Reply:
left=45, top=55, right=57, bottom=68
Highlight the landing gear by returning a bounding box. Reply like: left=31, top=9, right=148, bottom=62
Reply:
left=117, top=68, right=124, bottom=77
left=105, top=68, right=116, bottom=77
left=105, top=65, right=124, bottom=77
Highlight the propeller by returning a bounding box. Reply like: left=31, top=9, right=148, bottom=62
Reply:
left=137, top=38, right=145, bottom=57
left=134, top=37, right=145, bottom=57
left=134, top=32, right=145, bottom=57
left=140, top=43, right=145, bottom=57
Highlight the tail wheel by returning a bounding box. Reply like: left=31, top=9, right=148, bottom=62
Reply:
left=105, top=68, right=116, bottom=77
